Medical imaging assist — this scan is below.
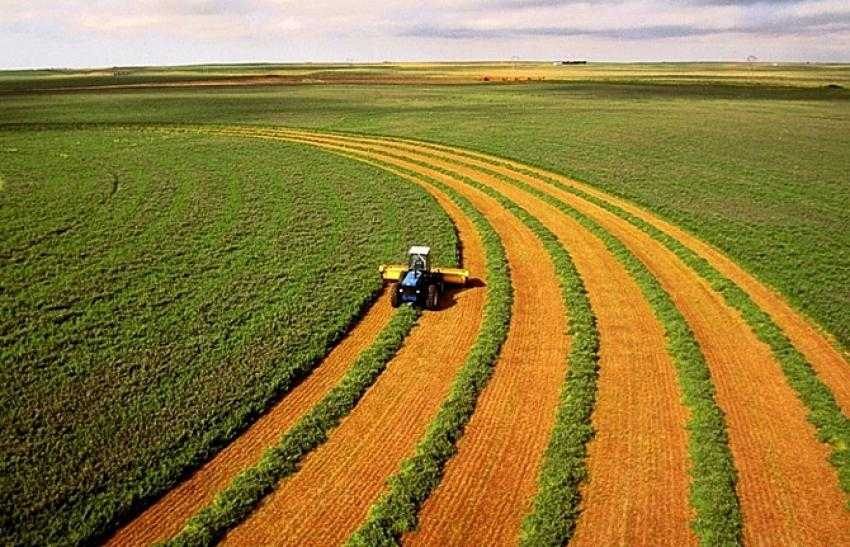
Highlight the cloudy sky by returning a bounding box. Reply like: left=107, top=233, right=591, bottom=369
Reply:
left=1, top=0, right=849, bottom=69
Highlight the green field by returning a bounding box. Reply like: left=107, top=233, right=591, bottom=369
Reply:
left=3, top=67, right=848, bottom=349
left=2, top=62, right=849, bottom=544
left=1, top=61, right=849, bottom=91
left=0, top=128, right=457, bottom=543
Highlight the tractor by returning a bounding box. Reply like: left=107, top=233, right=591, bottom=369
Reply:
left=379, top=246, right=469, bottom=310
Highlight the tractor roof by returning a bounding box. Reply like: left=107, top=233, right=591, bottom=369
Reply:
left=408, top=245, right=431, bottom=255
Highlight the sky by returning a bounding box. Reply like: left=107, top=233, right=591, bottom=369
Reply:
left=1, top=0, right=849, bottom=69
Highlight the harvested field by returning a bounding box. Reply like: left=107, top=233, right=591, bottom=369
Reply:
left=259, top=130, right=694, bottom=544
left=208, top=127, right=850, bottom=545
left=219, top=189, right=488, bottom=545
left=4, top=111, right=849, bottom=545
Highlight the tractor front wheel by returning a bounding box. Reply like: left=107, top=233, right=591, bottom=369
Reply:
left=426, top=284, right=439, bottom=310
left=390, top=284, right=401, bottom=308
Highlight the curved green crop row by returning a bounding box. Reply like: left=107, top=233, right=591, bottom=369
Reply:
left=322, top=139, right=740, bottom=545
left=333, top=160, right=513, bottom=546
left=521, top=171, right=850, bottom=505
left=166, top=305, right=421, bottom=546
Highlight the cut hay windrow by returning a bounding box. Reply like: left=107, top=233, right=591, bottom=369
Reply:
left=366, top=133, right=850, bottom=413
left=460, top=155, right=850, bottom=506
left=263, top=130, right=737, bottom=543
left=165, top=305, right=420, bottom=546
left=342, top=163, right=513, bottom=546
left=217, top=160, right=489, bottom=544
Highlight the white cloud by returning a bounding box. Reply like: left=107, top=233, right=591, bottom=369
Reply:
left=0, top=0, right=848, bottom=68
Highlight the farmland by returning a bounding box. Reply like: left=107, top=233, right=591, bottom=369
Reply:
left=1, top=62, right=849, bottom=545
left=0, top=128, right=457, bottom=543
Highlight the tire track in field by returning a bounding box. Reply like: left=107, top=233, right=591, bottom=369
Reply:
left=282, top=131, right=850, bottom=544
left=219, top=183, right=490, bottom=545
left=264, top=131, right=694, bottom=545
left=105, top=294, right=395, bottom=546
left=365, top=136, right=850, bottom=417
left=329, top=143, right=571, bottom=545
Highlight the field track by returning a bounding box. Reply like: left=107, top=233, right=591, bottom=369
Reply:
left=241, top=128, right=850, bottom=543
left=220, top=191, right=488, bottom=545
left=334, top=144, right=574, bottom=544
left=397, top=146, right=694, bottom=544
left=434, top=147, right=850, bottom=417
left=115, top=126, right=850, bottom=545
left=105, top=294, right=395, bottom=545
left=260, top=134, right=695, bottom=543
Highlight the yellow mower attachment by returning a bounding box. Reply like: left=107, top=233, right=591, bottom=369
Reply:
left=378, top=263, right=407, bottom=282
left=380, top=246, right=470, bottom=309
left=378, top=264, right=469, bottom=285
left=431, top=267, right=470, bottom=286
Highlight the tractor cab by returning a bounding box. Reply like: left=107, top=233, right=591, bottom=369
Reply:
left=407, top=246, right=431, bottom=272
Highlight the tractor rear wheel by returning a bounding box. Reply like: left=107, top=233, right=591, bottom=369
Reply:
left=390, top=283, right=401, bottom=308
left=426, top=284, right=439, bottom=310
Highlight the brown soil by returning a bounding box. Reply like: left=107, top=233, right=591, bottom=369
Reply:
left=328, top=134, right=850, bottom=544
left=388, top=137, right=850, bottom=417
left=270, top=131, right=694, bottom=545
left=105, top=295, right=395, bottom=545
left=203, top=128, right=850, bottom=543
left=402, top=166, right=570, bottom=546
left=219, top=185, right=488, bottom=545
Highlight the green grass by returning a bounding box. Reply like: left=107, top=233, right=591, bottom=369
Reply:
left=0, top=128, right=457, bottom=545
left=1, top=77, right=847, bottom=351
left=168, top=305, right=421, bottom=547
left=345, top=163, right=512, bottom=545
left=2, top=66, right=848, bottom=542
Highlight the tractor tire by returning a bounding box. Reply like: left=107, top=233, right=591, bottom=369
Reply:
left=390, top=283, right=401, bottom=308
left=426, top=283, right=439, bottom=310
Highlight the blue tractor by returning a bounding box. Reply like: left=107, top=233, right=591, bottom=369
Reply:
left=379, top=246, right=469, bottom=310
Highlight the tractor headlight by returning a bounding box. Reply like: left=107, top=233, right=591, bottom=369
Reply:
left=416, top=290, right=421, bottom=294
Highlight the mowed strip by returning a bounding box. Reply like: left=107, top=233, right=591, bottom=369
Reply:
left=218, top=128, right=850, bottom=541
left=219, top=183, right=488, bottom=545
left=381, top=137, right=850, bottom=417
left=360, top=137, right=850, bottom=543
left=267, top=130, right=695, bottom=544
left=351, top=149, right=570, bottom=543
left=105, top=294, right=394, bottom=546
